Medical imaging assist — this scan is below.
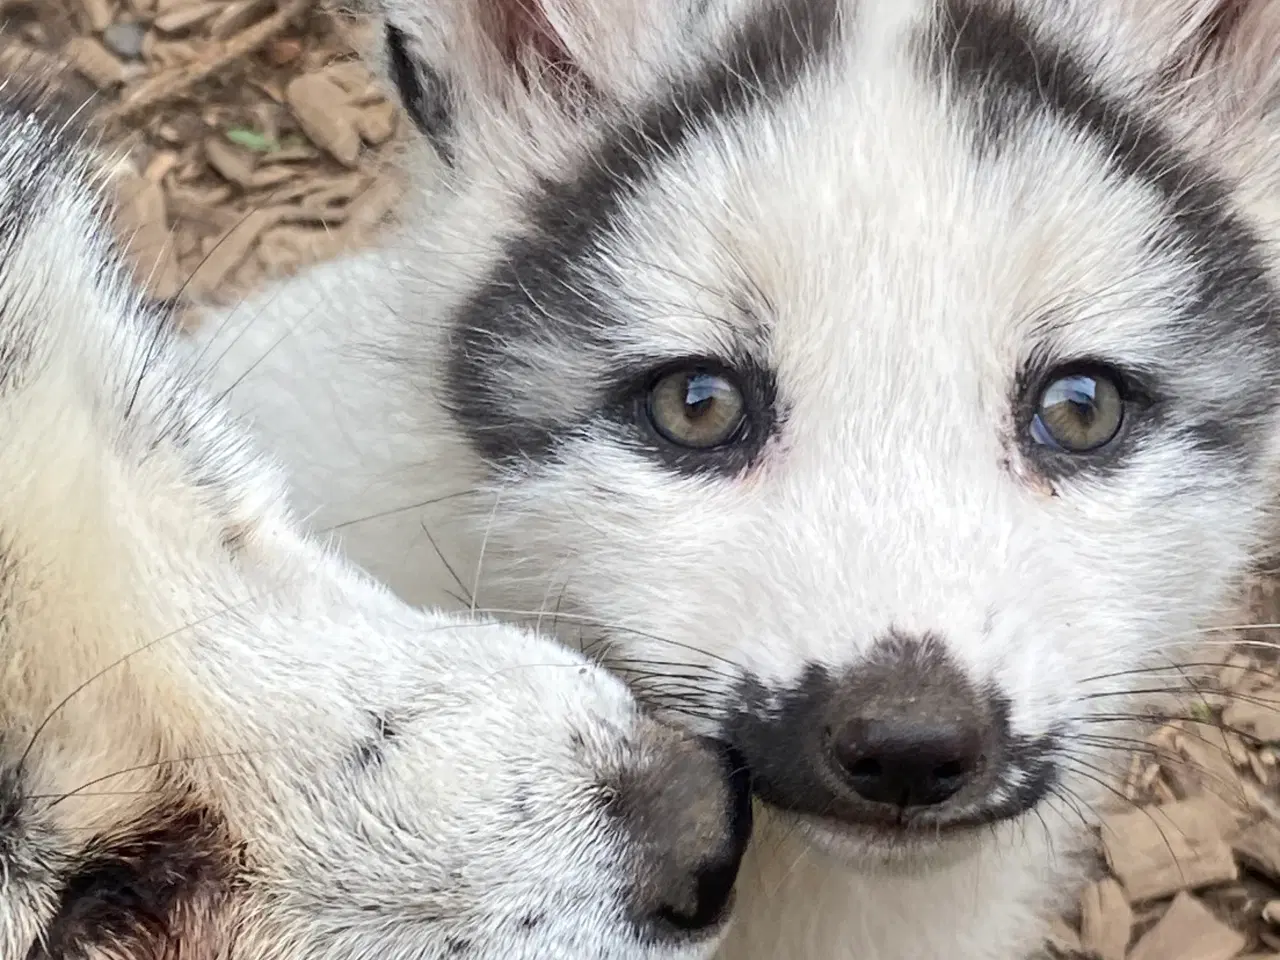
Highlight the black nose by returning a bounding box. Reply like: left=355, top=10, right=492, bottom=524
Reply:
left=831, top=716, right=983, bottom=808
left=626, top=734, right=752, bottom=942
left=652, top=845, right=741, bottom=932
left=651, top=744, right=751, bottom=933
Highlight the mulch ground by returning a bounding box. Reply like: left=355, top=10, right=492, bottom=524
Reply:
left=0, top=0, right=406, bottom=312
left=7, top=1, right=1280, bottom=956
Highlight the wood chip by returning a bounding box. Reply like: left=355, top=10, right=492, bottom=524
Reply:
left=247, top=165, right=299, bottom=189
left=143, top=150, right=180, bottom=183
left=1046, top=916, right=1083, bottom=957
left=153, top=0, right=220, bottom=34
left=1123, top=752, right=1146, bottom=801
left=1252, top=751, right=1272, bottom=785
left=286, top=72, right=362, bottom=166
left=63, top=36, right=127, bottom=88
left=341, top=175, right=400, bottom=236
left=209, top=0, right=275, bottom=39
left=1219, top=654, right=1257, bottom=693
left=259, top=143, right=318, bottom=163
left=1234, top=819, right=1280, bottom=881
left=1224, top=692, right=1280, bottom=744
left=204, top=136, right=259, bottom=187
left=1101, top=798, right=1239, bottom=902
left=322, top=59, right=375, bottom=96
left=266, top=36, right=303, bottom=66
left=1227, top=733, right=1252, bottom=768
left=167, top=199, right=236, bottom=232
left=261, top=171, right=368, bottom=207
left=1127, top=893, right=1247, bottom=960
left=167, top=181, right=232, bottom=209
left=112, top=174, right=183, bottom=299
left=256, top=223, right=341, bottom=272
left=1169, top=729, right=1249, bottom=804
left=141, top=37, right=200, bottom=69
left=1079, top=878, right=1132, bottom=960
left=1138, top=762, right=1163, bottom=795
left=355, top=97, right=398, bottom=145
left=107, top=0, right=311, bottom=122
left=275, top=201, right=347, bottom=225
left=183, top=206, right=284, bottom=298
left=78, top=0, right=116, bottom=33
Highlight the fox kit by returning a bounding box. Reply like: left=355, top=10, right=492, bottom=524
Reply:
left=0, top=76, right=754, bottom=960
left=202, top=0, right=1280, bottom=957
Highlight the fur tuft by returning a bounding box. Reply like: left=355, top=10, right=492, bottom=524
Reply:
left=0, top=74, right=748, bottom=960
left=202, top=1, right=1280, bottom=958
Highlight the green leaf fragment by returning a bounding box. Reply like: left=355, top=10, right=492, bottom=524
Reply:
left=225, top=128, right=278, bottom=153
left=1188, top=701, right=1214, bottom=723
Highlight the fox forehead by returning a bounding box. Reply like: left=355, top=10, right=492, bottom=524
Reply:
left=429, top=0, right=1279, bottom=483
left=389, top=0, right=1280, bottom=734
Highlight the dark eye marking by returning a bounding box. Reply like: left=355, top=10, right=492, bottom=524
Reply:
left=599, top=354, right=780, bottom=478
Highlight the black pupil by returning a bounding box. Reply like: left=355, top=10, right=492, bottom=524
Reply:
left=1067, top=397, right=1095, bottom=424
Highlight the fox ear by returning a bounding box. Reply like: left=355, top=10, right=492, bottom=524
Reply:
left=1208, top=0, right=1280, bottom=107
left=369, top=0, right=696, bottom=162
left=1151, top=0, right=1280, bottom=113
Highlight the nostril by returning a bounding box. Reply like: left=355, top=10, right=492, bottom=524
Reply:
left=933, top=758, right=971, bottom=782
left=934, top=758, right=967, bottom=776
left=846, top=757, right=882, bottom=780
left=832, top=718, right=983, bottom=809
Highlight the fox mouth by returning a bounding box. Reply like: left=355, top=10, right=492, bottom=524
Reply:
left=774, top=808, right=999, bottom=868
left=745, top=748, right=1060, bottom=828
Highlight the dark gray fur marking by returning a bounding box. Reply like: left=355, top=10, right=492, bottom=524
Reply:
left=925, top=0, right=1280, bottom=466
left=27, top=800, right=237, bottom=959
left=443, top=0, right=841, bottom=468
left=724, top=635, right=1057, bottom=829
left=0, top=757, right=60, bottom=899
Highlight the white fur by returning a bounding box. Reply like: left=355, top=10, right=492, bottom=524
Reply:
left=0, top=81, right=746, bottom=960
left=198, top=0, right=1280, bottom=958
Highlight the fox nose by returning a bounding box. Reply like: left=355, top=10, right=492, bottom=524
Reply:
left=831, top=715, right=984, bottom=808
left=621, top=730, right=752, bottom=942
left=724, top=633, right=1048, bottom=828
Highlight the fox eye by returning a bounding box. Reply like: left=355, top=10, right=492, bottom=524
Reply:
left=646, top=368, right=747, bottom=449
left=1030, top=368, right=1125, bottom=453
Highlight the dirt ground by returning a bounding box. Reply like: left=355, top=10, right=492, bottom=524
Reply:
left=9, top=1, right=1280, bottom=957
